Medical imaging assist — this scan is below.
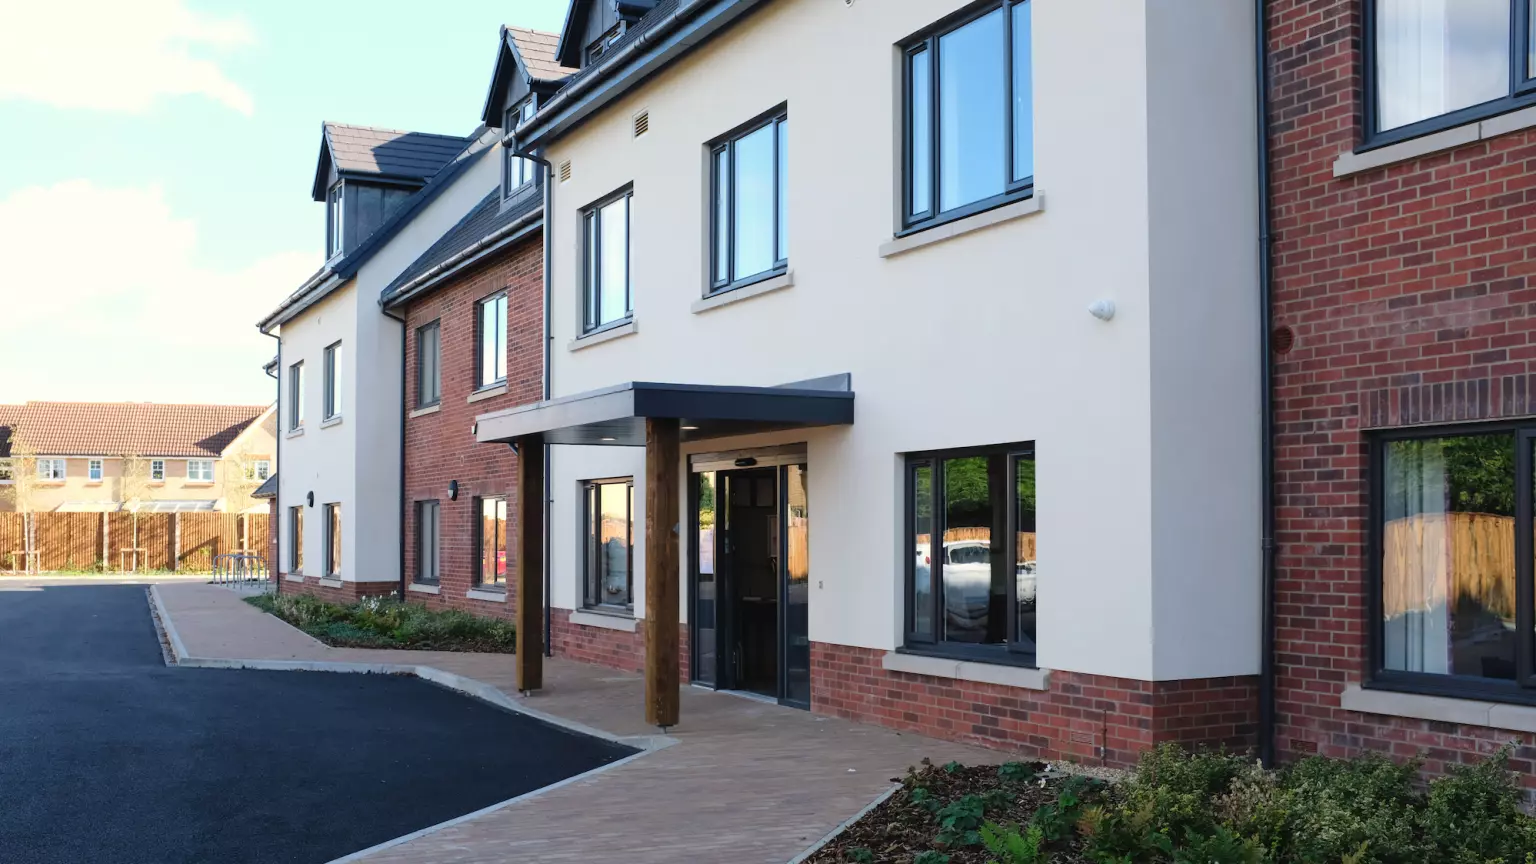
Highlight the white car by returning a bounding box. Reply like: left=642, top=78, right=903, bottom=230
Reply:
left=912, top=540, right=1036, bottom=637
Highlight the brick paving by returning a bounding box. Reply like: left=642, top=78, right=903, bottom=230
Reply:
left=156, top=583, right=999, bottom=863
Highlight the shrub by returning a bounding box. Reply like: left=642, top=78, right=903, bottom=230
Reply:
left=244, top=594, right=515, bottom=652
left=1422, top=749, right=1536, bottom=863
left=1279, top=752, right=1424, bottom=863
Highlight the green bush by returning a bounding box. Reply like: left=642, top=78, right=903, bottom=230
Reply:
left=1422, top=750, right=1536, bottom=863
left=244, top=593, right=515, bottom=652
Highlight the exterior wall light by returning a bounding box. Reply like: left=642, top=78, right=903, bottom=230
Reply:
left=448, top=480, right=459, bottom=501
left=1088, top=299, right=1116, bottom=322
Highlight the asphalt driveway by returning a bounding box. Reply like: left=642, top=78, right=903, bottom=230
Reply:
left=0, top=581, right=635, bottom=864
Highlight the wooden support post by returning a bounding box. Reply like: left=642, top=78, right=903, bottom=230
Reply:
left=513, top=434, right=545, bottom=693
left=644, top=417, right=681, bottom=729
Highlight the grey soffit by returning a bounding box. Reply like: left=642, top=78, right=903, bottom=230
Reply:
left=381, top=186, right=543, bottom=305
left=474, top=377, right=854, bottom=446
left=324, top=124, right=470, bottom=183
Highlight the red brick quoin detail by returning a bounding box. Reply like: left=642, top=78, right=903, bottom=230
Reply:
left=811, top=644, right=1257, bottom=768
left=1267, top=0, right=1536, bottom=784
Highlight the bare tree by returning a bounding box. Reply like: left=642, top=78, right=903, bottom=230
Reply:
left=0, top=436, right=40, bottom=573
left=118, top=454, right=154, bottom=572
left=221, top=445, right=264, bottom=552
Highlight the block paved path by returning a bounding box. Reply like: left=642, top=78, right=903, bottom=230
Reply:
left=157, top=583, right=1001, bottom=863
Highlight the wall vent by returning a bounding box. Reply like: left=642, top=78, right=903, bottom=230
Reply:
left=558, top=160, right=572, bottom=183
left=633, top=110, right=650, bottom=138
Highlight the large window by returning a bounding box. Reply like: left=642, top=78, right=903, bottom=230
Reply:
left=187, top=460, right=214, bottom=482
left=710, top=109, right=788, bottom=293
left=38, top=459, right=65, bottom=481
left=416, top=500, right=440, bottom=584
left=905, top=443, right=1036, bottom=664
left=503, top=99, right=538, bottom=196
left=902, top=0, right=1033, bottom=232
left=288, top=362, right=304, bottom=430
left=476, top=292, right=508, bottom=389
left=289, top=505, right=304, bottom=573
left=327, top=183, right=344, bottom=258
left=477, top=496, right=508, bottom=587
left=417, top=321, right=440, bottom=408
left=1371, top=424, right=1536, bottom=703
left=323, top=341, right=342, bottom=420
left=582, top=188, right=632, bottom=333
left=1367, top=0, right=1536, bottom=145
left=583, top=478, right=634, bottom=610
left=324, top=502, right=341, bottom=577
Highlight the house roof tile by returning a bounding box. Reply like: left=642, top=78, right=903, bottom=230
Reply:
left=323, top=123, right=470, bottom=181
left=507, top=27, right=577, bottom=83
left=0, top=402, right=270, bottom=459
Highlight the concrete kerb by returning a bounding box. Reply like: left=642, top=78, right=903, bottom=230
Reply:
left=144, top=584, right=674, bottom=752
left=784, top=785, right=898, bottom=864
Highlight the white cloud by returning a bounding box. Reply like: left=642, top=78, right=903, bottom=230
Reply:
left=0, top=180, right=315, bottom=405
left=0, top=0, right=255, bottom=115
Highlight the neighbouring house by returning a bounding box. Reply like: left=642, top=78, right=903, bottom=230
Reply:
left=0, top=401, right=276, bottom=514
left=258, top=120, right=506, bottom=602
left=471, top=0, right=1262, bottom=760
left=381, top=28, right=561, bottom=622
left=1268, top=0, right=1536, bottom=783
left=252, top=472, right=279, bottom=573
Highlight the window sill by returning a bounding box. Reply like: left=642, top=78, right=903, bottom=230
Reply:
left=85, top=481, right=104, bottom=487
left=569, top=609, right=637, bottom=632
left=320, top=415, right=343, bottom=429
left=409, top=404, right=441, bottom=419
left=467, top=384, right=507, bottom=404
left=466, top=587, right=507, bottom=603
left=1342, top=684, right=1536, bottom=734
left=407, top=582, right=441, bottom=595
left=184, top=482, right=214, bottom=488
left=38, top=481, right=66, bottom=487
left=317, top=577, right=343, bottom=589
left=149, top=482, right=166, bottom=487
left=1335, top=105, right=1536, bottom=178
left=568, top=319, right=637, bottom=352
left=284, top=573, right=305, bottom=583
left=879, top=194, right=1044, bottom=259
left=882, top=650, right=1050, bottom=691
left=285, top=428, right=305, bottom=440
left=691, top=271, right=793, bottom=314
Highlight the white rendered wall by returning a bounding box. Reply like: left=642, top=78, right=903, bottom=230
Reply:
left=536, top=0, right=1259, bottom=682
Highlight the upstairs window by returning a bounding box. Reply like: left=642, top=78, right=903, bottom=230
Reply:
left=503, top=100, right=538, bottom=196
left=0, top=459, right=11, bottom=483
left=585, top=24, right=623, bottom=64
left=327, top=183, right=344, bottom=258
left=323, top=341, right=342, bottom=420
left=151, top=460, right=165, bottom=481
left=244, top=460, right=271, bottom=481
left=710, top=109, right=788, bottom=294
left=902, top=0, right=1033, bottom=232
left=38, top=459, right=65, bottom=481
left=288, top=361, right=304, bottom=430
left=1368, top=0, right=1534, bottom=144
left=476, top=292, right=508, bottom=389
left=88, top=459, right=103, bottom=481
left=417, top=320, right=441, bottom=408
left=187, top=460, right=214, bottom=482
left=582, top=188, right=632, bottom=333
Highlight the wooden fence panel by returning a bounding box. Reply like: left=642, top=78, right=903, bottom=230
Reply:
left=1382, top=511, right=1516, bottom=621
left=0, top=513, right=25, bottom=570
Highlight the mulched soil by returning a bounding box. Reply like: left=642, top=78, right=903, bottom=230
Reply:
left=806, top=760, right=1108, bottom=864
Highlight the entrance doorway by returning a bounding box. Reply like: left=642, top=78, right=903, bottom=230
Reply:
left=690, top=449, right=810, bottom=708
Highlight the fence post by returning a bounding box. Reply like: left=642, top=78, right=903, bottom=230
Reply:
left=101, top=512, right=108, bottom=572
left=173, top=512, right=180, bottom=573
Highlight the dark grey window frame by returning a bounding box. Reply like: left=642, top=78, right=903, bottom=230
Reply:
left=502, top=99, right=537, bottom=198
left=323, top=341, right=341, bottom=420
left=475, top=291, right=508, bottom=390
left=584, top=23, right=624, bottom=65
left=323, top=502, right=341, bottom=578
left=287, top=361, right=304, bottom=430
left=475, top=495, right=508, bottom=589
left=1362, top=0, right=1536, bottom=150
left=416, top=320, right=441, bottom=408
left=708, top=106, right=789, bottom=296
left=1366, top=420, right=1536, bottom=705
left=899, top=0, right=1034, bottom=236
left=582, top=477, right=635, bottom=612
left=326, top=182, right=344, bottom=258
left=581, top=186, right=634, bottom=335
left=288, top=505, right=304, bottom=573
left=901, top=441, right=1037, bottom=668
left=416, top=499, right=440, bottom=584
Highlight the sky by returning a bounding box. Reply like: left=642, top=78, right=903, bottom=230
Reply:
left=0, top=0, right=569, bottom=407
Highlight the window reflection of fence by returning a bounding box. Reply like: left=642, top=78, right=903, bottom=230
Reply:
left=1382, top=512, right=1514, bottom=621
left=915, top=529, right=1037, bottom=562
left=788, top=516, right=808, bottom=581
left=0, top=512, right=269, bottom=572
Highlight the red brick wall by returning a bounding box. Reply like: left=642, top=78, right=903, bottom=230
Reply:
left=812, top=643, right=1257, bottom=767
left=1268, top=0, right=1536, bottom=779
left=399, top=229, right=544, bottom=624
left=280, top=577, right=398, bottom=604
left=265, top=497, right=278, bottom=580
left=549, top=615, right=690, bottom=680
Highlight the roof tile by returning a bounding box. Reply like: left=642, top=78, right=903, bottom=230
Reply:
left=0, top=402, right=270, bottom=459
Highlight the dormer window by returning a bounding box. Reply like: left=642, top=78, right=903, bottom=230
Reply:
left=326, top=183, right=344, bottom=258
left=503, top=99, right=538, bottom=197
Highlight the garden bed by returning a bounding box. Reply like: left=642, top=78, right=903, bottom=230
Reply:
left=806, top=746, right=1536, bottom=864
left=245, top=593, right=515, bottom=653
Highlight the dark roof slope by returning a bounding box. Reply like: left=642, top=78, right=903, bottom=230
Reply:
left=382, top=188, right=543, bottom=306
left=325, top=124, right=468, bottom=181
left=507, top=27, right=577, bottom=83
left=558, top=0, right=676, bottom=92
left=252, top=473, right=279, bottom=499
left=0, top=402, right=270, bottom=458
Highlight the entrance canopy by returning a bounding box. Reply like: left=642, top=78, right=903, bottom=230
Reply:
left=474, top=376, right=854, bottom=446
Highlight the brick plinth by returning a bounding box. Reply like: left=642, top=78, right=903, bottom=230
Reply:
left=277, top=577, right=398, bottom=604
left=549, top=613, right=689, bottom=680
left=1267, top=0, right=1536, bottom=786
left=811, top=643, right=1258, bottom=767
